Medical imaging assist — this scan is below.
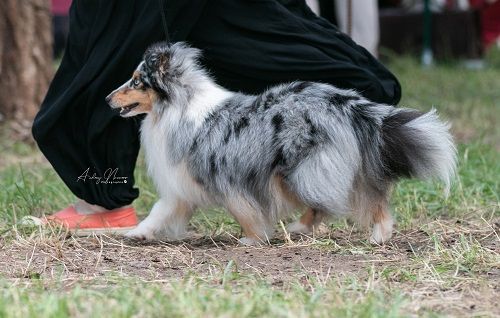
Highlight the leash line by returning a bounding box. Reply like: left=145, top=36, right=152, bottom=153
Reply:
left=157, top=0, right=170, bottom=42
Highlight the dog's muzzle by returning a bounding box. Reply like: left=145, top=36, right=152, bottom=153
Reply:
left=118, top=103, right=139, bottom=116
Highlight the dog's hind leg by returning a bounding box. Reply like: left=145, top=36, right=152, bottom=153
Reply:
left=350, top=181, right=394, bottom=245
left=126, top=198, right=194, bottom=241
left=368, top=197, right=393, bottom=245
left=287, top=208, right=326, bottom=234
left=226, top=196, right=274, bottom=246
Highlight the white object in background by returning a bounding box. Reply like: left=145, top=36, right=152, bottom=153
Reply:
left=421, top=48, right=434, bottom=67
left=335, top=0, right=380, bottom=57
left=457, top=0, right=469, bottom=10
left=306, top=0, right=320, bottom=15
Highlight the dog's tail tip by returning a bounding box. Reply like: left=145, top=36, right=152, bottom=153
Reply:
left=381, top=107, right=457, bottom=193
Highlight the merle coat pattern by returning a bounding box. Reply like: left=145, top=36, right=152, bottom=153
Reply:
left=106, top=42, right=456, bottom=245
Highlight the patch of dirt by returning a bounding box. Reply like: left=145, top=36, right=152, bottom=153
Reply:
left=0, top=223, right=423, bottom=285
left=0, top=234, right=384, bottom=284
left=0, top=219, right=498, bottom=317
left=0, top=220, right=496, bottom=285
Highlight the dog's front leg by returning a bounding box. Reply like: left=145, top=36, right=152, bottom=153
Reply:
left=126, top=198, right=193, bottom=241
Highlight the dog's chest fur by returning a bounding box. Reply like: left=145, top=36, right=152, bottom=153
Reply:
left=139, top=111, right=202, bottom=205
left=139, top=84, right=233, bottom=204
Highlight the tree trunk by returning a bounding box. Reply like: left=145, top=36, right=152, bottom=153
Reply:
left=0, top=0, right=53, bottom=139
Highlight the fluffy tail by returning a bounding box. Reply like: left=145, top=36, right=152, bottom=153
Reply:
left=380, top=108, right=457, bottom=194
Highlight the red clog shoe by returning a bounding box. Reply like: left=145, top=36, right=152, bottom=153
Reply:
left=45, top=205, right=138, bottom=236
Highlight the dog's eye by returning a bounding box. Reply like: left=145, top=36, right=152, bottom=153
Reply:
left=132, top=78, right=141, bottom=87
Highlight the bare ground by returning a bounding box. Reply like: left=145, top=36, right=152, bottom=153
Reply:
left=1, top=219, right=498, bottom=316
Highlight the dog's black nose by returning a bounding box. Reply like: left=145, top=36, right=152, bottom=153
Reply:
left=105, top=94, right=112, bottom=104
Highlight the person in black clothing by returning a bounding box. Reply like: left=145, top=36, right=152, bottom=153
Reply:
left=33, top=0, right=401, bottom=232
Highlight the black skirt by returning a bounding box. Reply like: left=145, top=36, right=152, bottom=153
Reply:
left=33, top=0, right=401, bottom=209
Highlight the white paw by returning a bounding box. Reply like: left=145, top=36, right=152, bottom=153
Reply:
left=238, top=237, right=262, bottom=246
left=369, top=223, right=393, bottom=245
left=287, top=221, right=312, bottom=234
left=125, top=226, right=156, bottom=241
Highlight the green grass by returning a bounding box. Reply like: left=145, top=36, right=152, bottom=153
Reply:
left=0, top=56, right=499, bottom=317
left=0, top=274, right=406, bottom=318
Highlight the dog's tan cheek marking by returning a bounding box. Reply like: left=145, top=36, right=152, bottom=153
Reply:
left=146, top=88, right=159, bottom=103
left=111, top=88, right=131, bottom=107
left=146, top=89, right=161, bottom=122
left=119, top=89, right=153, bottom=114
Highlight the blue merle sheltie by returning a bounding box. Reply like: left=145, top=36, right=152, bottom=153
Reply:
left=106, top=42, right=457, bottom=245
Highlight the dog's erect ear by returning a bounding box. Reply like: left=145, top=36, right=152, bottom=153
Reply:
left=144, top=42, right=202, bottom=76
left=157, top=53, right=169, bottom=75
left=144, top=51, right=170, bottom=76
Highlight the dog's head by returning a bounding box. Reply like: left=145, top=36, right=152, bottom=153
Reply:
left=106, top=42, right=202, bottom=117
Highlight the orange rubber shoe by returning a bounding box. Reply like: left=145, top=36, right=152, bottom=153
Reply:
left=45, top=205, right=138, bottom=236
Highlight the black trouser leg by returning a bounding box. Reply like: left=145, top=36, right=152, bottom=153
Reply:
left=33, top=0, right=165, bottom=209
